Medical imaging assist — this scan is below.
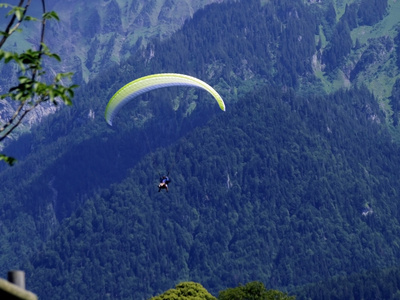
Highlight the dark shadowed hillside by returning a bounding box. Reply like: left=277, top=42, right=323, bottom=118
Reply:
left=0, top=0, right=321, bottom=273
left=24, top=84, right=400, bottom=299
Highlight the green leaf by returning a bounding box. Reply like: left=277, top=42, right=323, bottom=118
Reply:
left=18, top=76, right=31, bottom=84
left=12, top=6, right=25, bottom=21
left=49, top=53, right=61, bottom=62
left=23, top=16, right=37, bottom=22
left=3, top=51, right=16, bottom=63
left=43, top=11, right=60, bottom=21
left=0, top=154, right=17, bottom=166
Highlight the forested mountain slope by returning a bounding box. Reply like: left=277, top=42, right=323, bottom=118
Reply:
left=1, top=0, right=400, bottom=299
left=1, top=0, right=221, bottom=83
left=0, top=0, right=320, bottom=273
left=26, top=85, right=400, bottom=299
left=319, top=0, right=399, bottom=99
left=2, top=0, right=400, bottom=133
left=0, top=0, right=222, bottom=134
left=46, top=0, right=222, bottom=82
left=295, top=265, right=400, bottom=299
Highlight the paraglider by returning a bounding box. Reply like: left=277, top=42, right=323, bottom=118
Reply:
left=158, top=172, right=171, bottom=193
left=104, top=73, right=225, bottom=193
left=104, top=73, right=226, bottom=126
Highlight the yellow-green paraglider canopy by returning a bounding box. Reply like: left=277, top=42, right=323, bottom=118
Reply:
left=104, top=73, right=226, bottom=125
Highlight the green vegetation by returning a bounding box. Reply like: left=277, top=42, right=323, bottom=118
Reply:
left=150, top=281, right=294, bottom=300
left=0, top=1, right=77, bottom=165
left=219, top=281, right=295, bottom=300
left=318, top=0, right=400, bottom=107
left=1, top=0, right=400, bottom=299
left=150, top=282, right=216, bottom=300
left=43, top=0, right=223, bottom=83
left=18, top=84, right=400, bottom=299
left=294, top=266, right=400, bottom=299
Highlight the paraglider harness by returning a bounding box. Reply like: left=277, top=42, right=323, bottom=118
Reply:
left=158, top=172, right=170, bottom=192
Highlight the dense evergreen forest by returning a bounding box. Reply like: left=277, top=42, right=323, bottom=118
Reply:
left=24, top=84, right=400, bottom=299
left=0, top=0, right=321, bottom=271
left=1, top=0, right=400, bottom=299
left=295, top=265, right=400, bottom=299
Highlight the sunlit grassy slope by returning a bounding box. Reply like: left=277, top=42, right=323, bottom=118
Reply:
left=313, top=0, right=400, bottom=103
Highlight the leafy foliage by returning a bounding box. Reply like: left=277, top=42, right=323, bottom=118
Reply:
left=150, top=282, right=216, bottom=300
left=0, top=0, right=77, bottom=164
left=0, top=153, right=16, bottom=165
left=218, top=281, right=294, bottom=300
